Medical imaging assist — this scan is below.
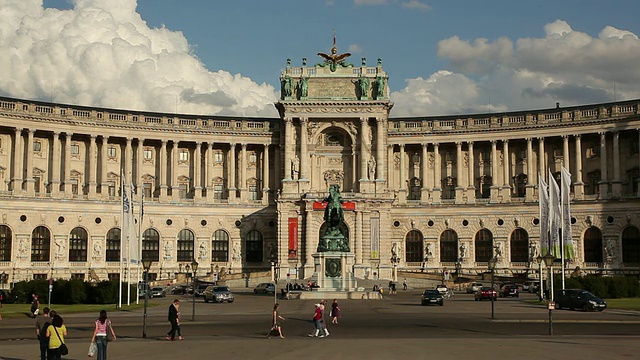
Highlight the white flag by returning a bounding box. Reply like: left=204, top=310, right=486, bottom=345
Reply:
left=128, top=182, right=139, bottom=265
left=548, top=170, right=561, bottom=258
left=561, top=167, right=575, bottom=260
left=538, top=173, right=549, bottom=255
left=121, top=174, right=129, bottom=263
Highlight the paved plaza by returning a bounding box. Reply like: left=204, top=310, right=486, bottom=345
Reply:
left=1, top=289, right=639, bottom=359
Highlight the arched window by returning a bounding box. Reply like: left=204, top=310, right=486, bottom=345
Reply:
left=475, top=229, right=493, bottom=262
left=245, top=230, right=263, bottom=263
left=106, top=228, right=120, bottom=262
left=69, top=227, right=88, bottom=262
left=177, top=229, right=195, bottom=262
left=622, top=226, right=640, bottom=263
left=31, top=226, right=51, bottom=261
left=510, top=228, right=529, bottom=262
left=0, top=225, right=11, bottom=261
left=440, top=229, right=458, bottom=262
left=212, top=229, right=229, bottom=262
left=405, top=230, right=423, bottom=263
left=583, top=227, right=603, bottom=263
left=142, top=228, right=160, bottom=262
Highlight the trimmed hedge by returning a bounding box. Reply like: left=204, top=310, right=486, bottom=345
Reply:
left=10, top=280, right=138, bottom=304
left=557, top=274, right=640, bottom=299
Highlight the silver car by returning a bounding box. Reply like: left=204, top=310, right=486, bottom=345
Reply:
left=204, top=286, right=234, bottom=303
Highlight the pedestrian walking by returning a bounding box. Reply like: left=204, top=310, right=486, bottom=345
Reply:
left=45, top=314, right=67, bottom=360
left=319, top=299, right=330, bottom=337
left=91, top=310, right=116, bottom=360
left=308, top=303, right=324, bottom=337
left=267, top=303, right=285, bottom=339
left=166, top=299, right=182, bottom=341
left=35, top=307, right=53, bottom=360
left=330, top=299, right=340, bottom=324
left=403, top=279, right=408, bottom=290
left=31, top=294, right=40, bottom=317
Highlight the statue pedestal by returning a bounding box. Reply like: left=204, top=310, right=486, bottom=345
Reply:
left=310, top=252, right=357, bottom=291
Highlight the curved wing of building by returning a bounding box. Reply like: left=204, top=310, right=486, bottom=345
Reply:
left=0, top=53, right=638, bottom=287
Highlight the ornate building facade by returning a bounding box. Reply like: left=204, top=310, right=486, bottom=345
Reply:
left=0, top=49, right=639, bottom=287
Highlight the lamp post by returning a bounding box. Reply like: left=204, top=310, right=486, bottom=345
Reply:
left=542, top=253, right=556, bottom=335
left=274, top=262, right=280, bottom=304
left=535, top=255, right=544, bottom=301
left=142, top=259, right=153, bottom=338
left=191, top=259, right=198, bottom=321
left=488, top=257, right=497, bottom=320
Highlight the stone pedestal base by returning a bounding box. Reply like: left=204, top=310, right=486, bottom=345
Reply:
left=310, top=252, right=357, bottom=291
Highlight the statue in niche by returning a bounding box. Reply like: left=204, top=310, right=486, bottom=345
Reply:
left=494, top=242, right=503, bottom=258
left=164, top=241, right=173, bottom=260
left=317, top=184, right=349, bottom=252
left=375, top=76, right=386, bottom=98
left=391, top=242, right=399, bottom=262
left=55, top=238, right=65, bottom=260
left=358, top=75, right=370, bottom=99
left=92, top=241, right=102, bottom=260
left=291, top=155, right=300, bottom=180
left=297, top=77, right=309, bottom=98
left=198, top=242, right=207, bottom=260
left=232, top=242, right=240, bottom=261
left=529, top=242, right=538, bottom=262
left=18, top=239, right=28, bottom=258
left=281, top=75, right=293, bottom=98
left=605, top=240, right=615, bottom=258
left=459, top=243, right=467, bottom=260
left=368, top=157, right=376, bottom=180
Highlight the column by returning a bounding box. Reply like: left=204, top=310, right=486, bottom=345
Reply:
left=538, top=137, right=545, bottom=183
left=171, top=140, right=179, bottom=201
left=376, top=118, right=385, bottom=181
left=455, top=142, right=464, bottom=203
left=359, top=117, right=369, bottom=181
left=490, top=140, right=499, bottom=202
left=299, top=118, right=308, bottom=180
left=562, top=135, right=570, bottom=170
left=502, top=140, right=511, bottom=202
left=467, top=141, right=476, bottom=203
left=63, top=133, right=72, bottom=196
left=159, top=140, right=168, bottom=200
left=574, top=135, right=584, bottom=199
left=525, top=138, right=534, bottom=201
left=356, top=210, right=363, bottom=265
left=136, top=138, right=144, bottom=194
left=194, top=142, right=202, bottom=200
left=283, top=118, right=293, bottom=180
left=12, top=128, right=23, bottom=192
left=125, top=137, right=133, bottom=184
left=398, top=144, right=406, bottom=202
left=99, top=136, right=108, bottom=198
left=25, top=130, right=35, bottom=196
left=387, top=144, right=394, bottom=186
left=432, top=143, right=441, bottom=204
left=205, top=143, right=213, bottom=202
left=89, top=135, right=98, bottom=198
left=599, top=132, right=609, bottom=198
left=612, top=131, right=622, bottom=197
left=240, top=143, right=247, bottom=200
left=228, top=143, right=237, bottom=200
left=262, top=144, right=270, bottom=205
left=421, top=143, right=429, bottom=203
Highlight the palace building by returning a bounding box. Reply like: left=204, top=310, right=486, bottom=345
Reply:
left=0, top=47, right=639, bottom=287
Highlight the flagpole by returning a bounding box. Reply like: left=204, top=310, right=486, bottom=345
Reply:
left=118, top=172, right=124, bottom=309
left=126, top=181, right=131, bottom=307
left=136, top=192, right=144, bottom=304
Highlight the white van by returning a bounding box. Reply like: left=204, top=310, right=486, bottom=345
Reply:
left=522, top=280, right=540, bottom=293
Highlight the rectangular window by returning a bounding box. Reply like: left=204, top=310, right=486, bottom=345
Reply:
left=249, top=185, right=258, bottom=200
left=71, top=273, right=85, bottom=280
left=143, top=183, right=152, bottom=198
left=213, top=184, right=223, bottom=199
left=144, top=148, right=153, bottom=160
left=179, top=149, right=189, bottom=162
left=33, top=141, right=41, bottom=152
left=34, top=176, right=41, bottom=193
left=71, top=144, right=80, bottom=155
left=249, top=152, right=257, bottom=164
left=108, top=182, right=116, bottom=197
left=148, top=273, right=158, bottom=281
left=33, top=274, right=48, bottom=280
left=108, top=273, right=120, bottom=282
left=71, top=179, right=79, bottom=195
left=179, top=184, right=187, bottom=199
left=107, top=147, right=117, bottom=158
left=214, top=151, right=223, bottom=163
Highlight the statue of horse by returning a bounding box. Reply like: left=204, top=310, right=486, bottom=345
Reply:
left=318, top=184, right=349, bottom=252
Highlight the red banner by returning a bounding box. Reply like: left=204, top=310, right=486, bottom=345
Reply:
left=312, top=201, right=356, bottom=211
left=288, top=218, right=298, bottom=259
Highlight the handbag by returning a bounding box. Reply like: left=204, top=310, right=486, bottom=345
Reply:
left=106, top=321, right=115, bottom=342
left=53, top=326, right=69, bottom=356
left=88, top=342, right=97, bottom=357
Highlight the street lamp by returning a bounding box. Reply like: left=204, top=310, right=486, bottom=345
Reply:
left=190, top=259, right=199, bottom=321
left=542, top=253, right=556, bottom=336
left=535, top=255, right=544, bottom=301
left=488, top=257, right=497, bottom=320
left=142, top=259, right=153, bottom=338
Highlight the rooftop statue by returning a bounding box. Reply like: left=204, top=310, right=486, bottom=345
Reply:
left=316, top=33, right=352, bottom=72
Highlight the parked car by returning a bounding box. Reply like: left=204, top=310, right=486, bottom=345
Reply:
left=204, top=286, right=235, bottom=303
left=0, top=289, right=15, bottom=304
left=554, top=289, right=607, bottom=312
left=149, top=286, right=167, bottom=298
left=195, top=285, right=209, bottom=297
left=528, top=281, right=541, bottom=293
left=475, top=287, right=497, bottom=301
left=500, top=285, right=519, bottom=298
left=522, top=281, right=540, bottom=293
left=421, top=289, right=444, bottom=306
left=435, top=284, right=448, bottom=295
left=254, top=283, right=276, bottom=294
left=170, top=285, right=188, bottom=295
left=466, top=283, right=483, bottom=294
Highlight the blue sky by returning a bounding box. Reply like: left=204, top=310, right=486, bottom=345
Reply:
left=2, top=0, right=640, bottom=117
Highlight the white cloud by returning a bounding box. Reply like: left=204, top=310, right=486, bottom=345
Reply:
left=401, top=1, right=431, bottom=12
left=348, top=44, right=363, bottom=53
left=0, top=0, right=278, bottom=116
left=391, top=20, right=640, bottom=116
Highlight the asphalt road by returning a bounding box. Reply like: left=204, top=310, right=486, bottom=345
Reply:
left=1, top=290, right=639, bottom=359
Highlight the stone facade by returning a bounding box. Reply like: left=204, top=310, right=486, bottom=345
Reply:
left=0, top=56, right=639, bottom=288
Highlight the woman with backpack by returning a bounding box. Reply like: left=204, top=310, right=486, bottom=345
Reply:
left=91, top=310, right=116, bottom=360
